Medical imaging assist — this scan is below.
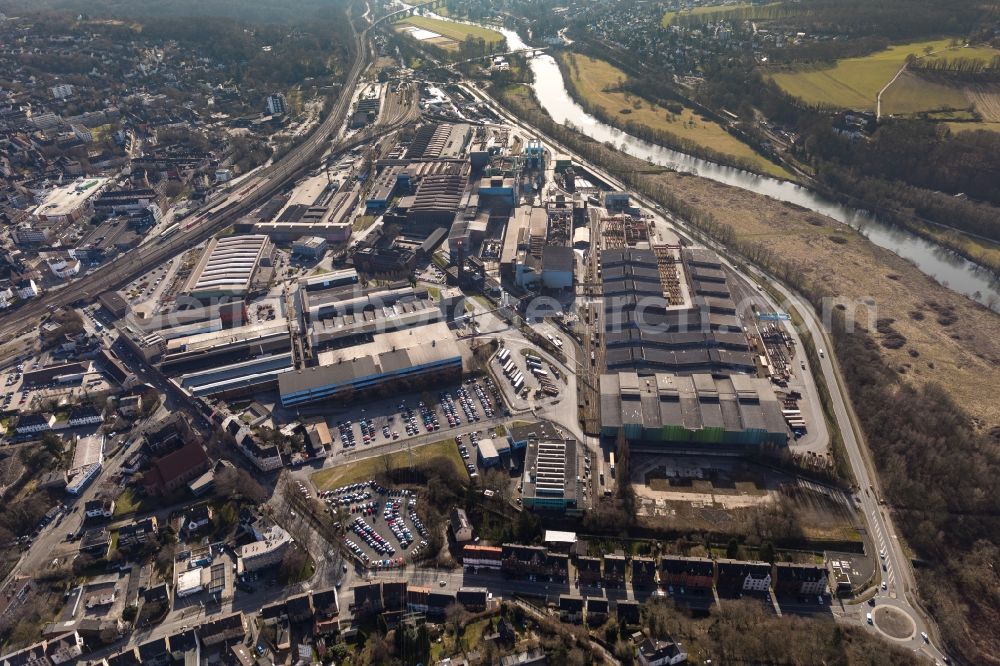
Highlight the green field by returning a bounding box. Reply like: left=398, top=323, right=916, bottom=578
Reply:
left=769, top=39, right=956, bottom=110
left=563, top=53, right=792, bottom=178
left=311, top=438, right=467, bottom=490
left=394, top=15, right=504, bottom=51
left=880, top=71, right=970, bottom=115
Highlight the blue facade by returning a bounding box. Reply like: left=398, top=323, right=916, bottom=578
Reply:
left=280, top=355, right=462, bottom=408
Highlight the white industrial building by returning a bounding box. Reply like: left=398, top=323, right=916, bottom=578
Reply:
left=183, top=235, right=272, bottom=300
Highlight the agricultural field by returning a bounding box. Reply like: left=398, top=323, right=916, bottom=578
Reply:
left=962, top=84, right=1000, bottom=121
left=769, top=39, right=955, bottom=110
left=879, top=71, right=970, bottom=115
left=394, top=15, right=504, bottom=52
left=947, top=121, right=1000, bottom=133
left=770, top=39, right=1000, bottom=122
left=562, top=53, right=792, bottom=178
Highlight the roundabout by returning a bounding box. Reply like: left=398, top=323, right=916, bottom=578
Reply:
left=872, top=605, right=916, bottom=641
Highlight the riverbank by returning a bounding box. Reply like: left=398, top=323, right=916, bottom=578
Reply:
left=556, top=33, right=1000, bottom=278
left=556, top=50, right=793, bottom=179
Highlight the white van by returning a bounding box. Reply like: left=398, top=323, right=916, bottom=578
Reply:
left=866, top=612, right=873, bottom=625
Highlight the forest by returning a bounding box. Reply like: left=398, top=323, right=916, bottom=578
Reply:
left=754, top=0, right=990, bottom=41
left=831, top=313, right=1000, bottom=664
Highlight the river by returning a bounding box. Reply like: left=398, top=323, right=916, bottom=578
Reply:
left=407, top=8, right=1000, bottom=306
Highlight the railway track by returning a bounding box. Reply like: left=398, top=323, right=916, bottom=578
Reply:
left=0, top=4, right=420, bottom=339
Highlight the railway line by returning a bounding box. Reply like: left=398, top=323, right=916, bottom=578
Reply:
left=0, top=3, right=419, bottom=340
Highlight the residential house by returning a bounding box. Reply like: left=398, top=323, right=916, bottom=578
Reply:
left=233, top=430, right=283, bottom=472
left=107, top=648, right=142, bottom=666
left=142, top=582, right=171, bottom=606
left=604, top=554, right=627, bottom=587
left=117, top=516, right=158, bottom=550
left=407, top=585, right=430, bottom=616
left=427, top=591, right=456, bottom=619
left=382, top=581, right=407, bottom=614
left=616, top=600, right=641, bottom=626
left=352, top=582, right=383, bottom=616
left=238, top=525, right=292, bottom=573
left=45, top=632, right=85, bottom=664
left=16, top=412, right=56, bottom=435
left=84, top=499, right=115, bottom=520
left=716, top=559, right=772, bottom=595
left=68, top=405, right=104, bottom=427
left=774, top=562, right=828, bottom=597
left=637, top=636, right=688, bottom=666
left=501, top=544, right=551, bottom=579
left=586, top=598, right=609, bottom=626
left=576, top=556, right=602, bottom=587
left=456, top=587, right=488, bottom=612
left=167, top=628, right=200, bottom=663
left=463, top=544, right=503, bottom=570
left=258, top=600, right=288, bottom=625
left=118, top=394, right=142, bottom=418
left=449, top=507, right=473, bottom=543
left=312, top=588, right=340, bottom=635
left=182, top=505, right=213, bottom=535
left=631, top=557, right=657, bottom=588
left=143, top=414, right=192, bottom=454
left=559, top=595, right=584, bottom=624
left=16, top=278, right=40, bottom=300
left=199, top=612, right=249, bottom=647
left=136, top=637, right=171, bottom=666
left=285, top=592, right=314, bottom=623
left=660, top=556, right=714, bottom=594
left=1, top=641, right=47, bottom=666
left=74, top=618, right=122, bottom=643
left=80, top=528, right=112, bottom=558
left=529, top=547, right=558, bottom=576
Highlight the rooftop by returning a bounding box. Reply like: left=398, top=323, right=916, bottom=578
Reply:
left=280, top=321, right=461, bottom=401
left=33, top=177, right=110, bottom=218
left=600, top=371, right=788, bottom=440
left=183, top=235, right=269, bottom=296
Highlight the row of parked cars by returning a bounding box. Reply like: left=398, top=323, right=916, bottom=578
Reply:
left=384, top=499, right=414, bottom=548
left=350, top=516, right=396, bottom=556
left=470, top=382, right=496, bottom=418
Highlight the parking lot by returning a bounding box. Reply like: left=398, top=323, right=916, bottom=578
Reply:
left=319, top=481, right=431, bottom=569
left=326, top=378, right=505, bottom=453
